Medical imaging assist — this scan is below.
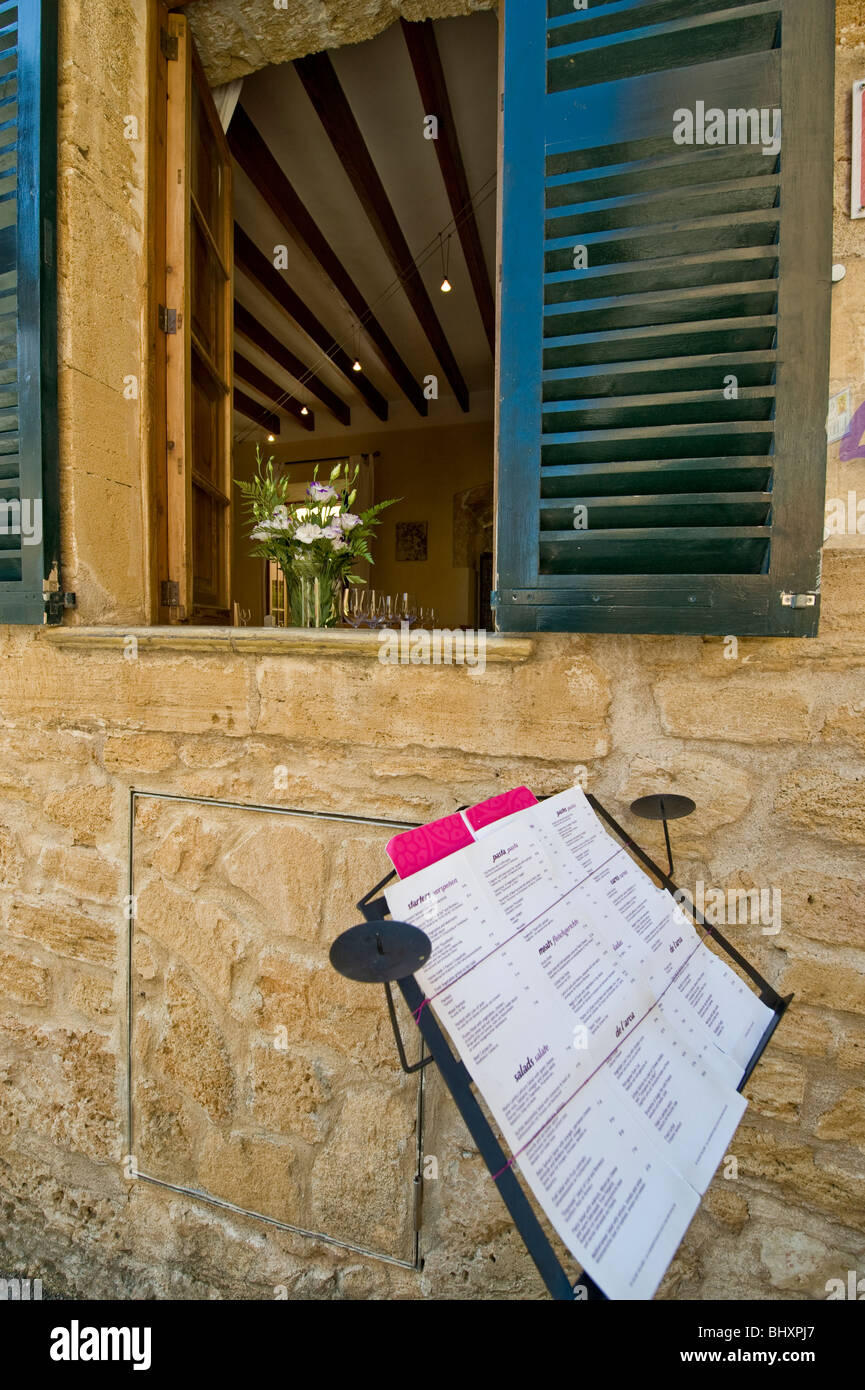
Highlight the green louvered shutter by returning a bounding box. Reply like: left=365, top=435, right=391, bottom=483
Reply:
left=495, top=0, right=834, bottom=636
left=0, top=0, right=59, bottom=624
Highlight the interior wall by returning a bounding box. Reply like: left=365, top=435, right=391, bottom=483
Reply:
left=233, top=421, right=494, bottom=627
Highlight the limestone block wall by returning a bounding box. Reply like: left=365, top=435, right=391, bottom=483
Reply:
left=0, top=559, right=863, bottom=1299
left=56, top=0, right=150, bottom=624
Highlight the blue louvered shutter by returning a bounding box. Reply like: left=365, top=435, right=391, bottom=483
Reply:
left=495, top=0, right=834, bottom=636
left=0, top=0, right=59, bottom=624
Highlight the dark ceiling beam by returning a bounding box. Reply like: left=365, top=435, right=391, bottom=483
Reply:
left=234, top=389, right=280, bottom=436
left=234, top=224, right=389, bottom=421
left=400, top=18, right=496, bottom=356
left=229, top=106, right=427, bottom=418
left=234, top=351, right=316, bottom=432
left=294, top=51, right=470, bottom=413
left=235, top=301, right=350, bottom=427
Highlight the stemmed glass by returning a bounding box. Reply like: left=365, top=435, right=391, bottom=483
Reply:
left=342, top=587, right=368, bottom=627
left=396, top=592, right=418, bottom=627
left=377, top=593, right=396, bottom=627
left=366, top=590, right=386, bottom=628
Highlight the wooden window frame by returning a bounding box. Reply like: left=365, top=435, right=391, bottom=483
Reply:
left=149, top=2, right=233, bottom=625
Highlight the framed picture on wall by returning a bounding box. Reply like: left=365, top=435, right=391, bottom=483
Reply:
left=395, top=521, right=428, bottom=562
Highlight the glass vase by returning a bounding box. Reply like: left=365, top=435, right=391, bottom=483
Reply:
left=283, top=566, right=343, bottom=628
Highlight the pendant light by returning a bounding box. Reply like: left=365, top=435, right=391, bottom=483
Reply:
left=440, top=233, right=452, bottom=293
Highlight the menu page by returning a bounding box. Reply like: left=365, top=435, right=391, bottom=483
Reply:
left=386, top=787, right=770, bottom=1300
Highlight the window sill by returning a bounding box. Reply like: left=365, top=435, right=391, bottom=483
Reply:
left=39, top=625, right=534, bottom=664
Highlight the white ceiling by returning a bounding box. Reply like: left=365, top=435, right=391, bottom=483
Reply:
left=229, top=11, right=499, bottom=447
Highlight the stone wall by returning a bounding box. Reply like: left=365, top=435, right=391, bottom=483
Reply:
left=57, top=0, right=150, bottom=624
left=1, top=560, right=864, bottom=1299
left=1, top=0, right=862, bottom=1301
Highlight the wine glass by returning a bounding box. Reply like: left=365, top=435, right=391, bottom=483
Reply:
left=366, top=590, right=386, bottom=628
left=378, top=593, right=396, bottom=627
left=397, top=592, right=418, bottom=627
left=342, top=587, right=367, bottom=627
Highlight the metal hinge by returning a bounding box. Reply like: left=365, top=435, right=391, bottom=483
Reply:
left=44, top=590, right=76, bottom=625
left=161, top=580, right=180, bottom=608
left=780, top=591, right=817, bottom=609
left=158, top=305, right=178, bottom=334
left=160, top=28, right=179, bottom=61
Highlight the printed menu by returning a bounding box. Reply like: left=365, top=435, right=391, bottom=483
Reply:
left=385, top=786, right=772, bottom=1300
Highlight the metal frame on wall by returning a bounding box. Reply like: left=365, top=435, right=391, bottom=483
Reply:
left=125, top=789, right=426, bottom=1271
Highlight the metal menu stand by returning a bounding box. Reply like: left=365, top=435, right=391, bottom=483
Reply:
left=330, top=792, right=791, bottom=1301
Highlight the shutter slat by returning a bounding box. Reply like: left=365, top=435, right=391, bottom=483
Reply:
left=547, top=0, right=777, bottom=42
left=544, top=289, right=779, bottom=338
left=548, top=17, right=781, bottom=93
left=545, top=236, right=780, bottom=271
left=544, top=251, right=780, bottom=302
left=546, top=144, right=775, bottom=193
left=539, top=526, right=771, bottom=576
left=540, top=493, right=773, bottom=528
left=542, top=390, right=775, bottom=432
left=545, top=204, right=780, bottom=244
left=543, top=316, right=778, bottom=368
left=543, top=351, right=777, bottom=398
left=545, top=171, right=779, bottom=220
left=542, top=422, right=774, bottom=465
left=542, top=458, right=774, bottom=497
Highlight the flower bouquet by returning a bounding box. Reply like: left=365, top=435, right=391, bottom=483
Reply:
left=236, top=450, right=398, bottom=627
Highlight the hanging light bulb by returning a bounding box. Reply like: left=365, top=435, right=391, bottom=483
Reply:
left=351, top=319, right=363, bottom=372
left=267, top=433, right=276, bottom=443
left=300, top=405, right=309, bottom=415
left=440, top=232, right=452, bottom=293
left=352, top=358, right=362, bottom=372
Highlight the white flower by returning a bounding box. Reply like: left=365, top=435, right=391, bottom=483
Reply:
left=337, top=512, right=362, bottom=530
left=330, top=537, right=348, bottom=551
left=250, top=526, right=270, bottom=541
left=294, top=523, right=323, bottom=543
left=254, top=507, right=292, bottom=536
left=321, top=525, right=342, bottom=539
left=307, top=482, right=338, bottom=502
